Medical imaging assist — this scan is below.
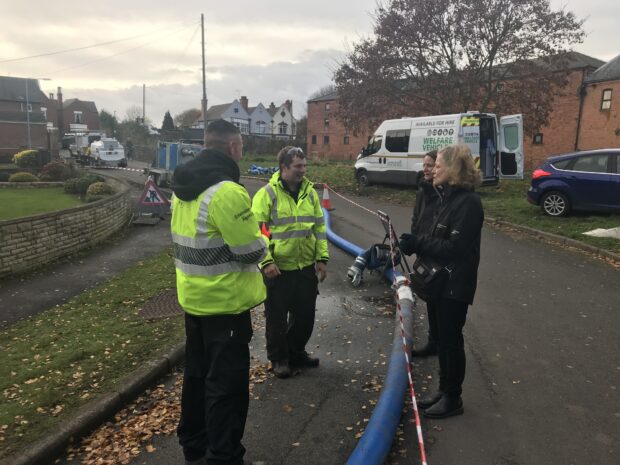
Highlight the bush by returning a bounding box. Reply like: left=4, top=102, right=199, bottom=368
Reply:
left=13, top=150, right=39, bottom=168
left=0, top=172, right=10, bottom=182
left=86, top=181, right=113, bottom=196
left=63, top=178, right=80, bottom=194
left=39, top=160, right=75, bottom=181
left=85, top=194, right=108, bottom=203
left=8, top=172, right=40, bottom=182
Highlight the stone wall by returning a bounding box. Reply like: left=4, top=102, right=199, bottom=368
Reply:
left=0, top=174, right=132, bottom=278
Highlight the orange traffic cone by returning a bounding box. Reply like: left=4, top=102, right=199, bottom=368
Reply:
left=321, top=184, right=334, bottom=211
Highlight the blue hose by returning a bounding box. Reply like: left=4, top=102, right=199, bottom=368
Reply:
left=322, top=208, right=415, bottom=465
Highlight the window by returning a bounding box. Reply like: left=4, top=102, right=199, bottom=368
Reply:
left=325, top=102, right=331, bottom=111
left=278, top=122, right=288, bottom=135
left=551, top=158, right=573, bottom=170
left=21, top=103, right=33, bottom=112
left=571, top=154, right=608, bottom=173
left=74, top=111, right=82, bottom=124
left=601, top=89, right=612, bottom=110
left=256, top=120, right=267, bottom=134
left=503, top=125, right=519, bottom=151
left=323, top=135, right=330, bottom=145
left=385, top=130, right=410, bottom=152
left=365, top=135, right=383, bottom=155
left=344, top=135, right=350, bottom=145
left=234, top=108, right=239, bottom=113
left=41, top=106, right=47, bottom=120
left=324, top=119, right=330, bottom=129
left=311, top=135, right=317, bottom=145
left=533, top=133, right=543, bottom=145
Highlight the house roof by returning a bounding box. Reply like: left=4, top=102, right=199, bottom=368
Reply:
left=205, top=103, right=231, bottom=120
left=307, top=90, right=338, bottom=103
left=585, top=53, right=620, bottom=83
left=0, top=76, right=44, bottom=103
left=62, top=98, right=98, bottom=112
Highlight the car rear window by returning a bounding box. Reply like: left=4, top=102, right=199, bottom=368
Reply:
left=571, top=155, right=608, bottom=173
left=551, top=159, right=573, bottom=169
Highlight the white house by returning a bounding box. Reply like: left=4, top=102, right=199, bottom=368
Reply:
left=269, top=100, right=296, bottom=139
left=194, top=96, right=296, bottom=139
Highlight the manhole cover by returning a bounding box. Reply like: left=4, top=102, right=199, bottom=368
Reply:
left=139, top=288, right=184, bottom=319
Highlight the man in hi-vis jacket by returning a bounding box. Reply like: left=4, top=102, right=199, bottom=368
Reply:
left=252, top=146, right=329, bottom=379
left=171, top=120, right=267, bottom=465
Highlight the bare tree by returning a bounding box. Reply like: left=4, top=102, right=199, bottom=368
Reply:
left=334, top=0, right=585, bottom=135
left=174, top=108, right=201, bottom=128
left=124, top=105, right=143, bottom=123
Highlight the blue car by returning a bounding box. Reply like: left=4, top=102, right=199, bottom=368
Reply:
left=527, top=149, right=620, bottom=216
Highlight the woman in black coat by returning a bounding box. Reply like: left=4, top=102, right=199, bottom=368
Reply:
left=400, top=144, right=484, bottom=419
left=410, top=150, right=441, bottom=357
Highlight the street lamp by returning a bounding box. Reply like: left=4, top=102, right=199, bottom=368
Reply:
left=22, top=77, right=51, bottom=149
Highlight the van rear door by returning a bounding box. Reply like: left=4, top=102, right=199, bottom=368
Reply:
left=499, top=115, right=524, bottom=179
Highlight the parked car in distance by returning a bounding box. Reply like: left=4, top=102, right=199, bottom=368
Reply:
left=527, top=149, right=620, bottom=217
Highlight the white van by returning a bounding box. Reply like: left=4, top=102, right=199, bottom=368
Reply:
left=354, top=112, right=523, bottom=186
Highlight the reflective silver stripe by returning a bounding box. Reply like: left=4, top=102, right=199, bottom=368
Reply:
left=271, top=229, right=313, bottom=240
left=196, top=181, right=230, bottom=236
left=175, top=259, right=260, bottom=276
left=315, top=232, right=327, bottom=240
left=271, top=215, right=318, bottom=226
left=172, top=233, right=225, bottom=249
left=315, top=216, right=325, bottom=226
left=263, top=184, right=279, bottom=224
left=229, top=236, right=268, bottom=255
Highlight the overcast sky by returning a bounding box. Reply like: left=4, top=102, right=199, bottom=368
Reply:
left=1, top=0, right=618, bottom=125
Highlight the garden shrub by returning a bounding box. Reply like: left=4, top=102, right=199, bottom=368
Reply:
left=86, top=181, right=113, bottom=196
left=0, top=172, right=10, bottom=182
left=8, top=172, right=40, bottom=182
left=39, top=160, right=75, bottom=181
left=63, top=178, right=80, bottom=194
left=12, top=150, right=39, bottom=168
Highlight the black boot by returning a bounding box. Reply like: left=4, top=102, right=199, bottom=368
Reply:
left=417, top=391, right=443, bottom=409
left=272, top=361, right=291, bottom=378
left=411, top=338, right=437, bottom=357
left=290, top=351, right=319, bottom=368
left=423, top=395, right=463, bottom=419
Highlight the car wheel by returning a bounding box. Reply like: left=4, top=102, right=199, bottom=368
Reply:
left=541, top=191, right=570, bottom=217
left=357, top=169, right=370, bottom=187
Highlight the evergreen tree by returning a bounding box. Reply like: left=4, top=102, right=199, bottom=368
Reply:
left=161, top=111, right=175, bottom=131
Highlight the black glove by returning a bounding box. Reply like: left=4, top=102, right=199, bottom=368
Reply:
left=399, top=233, right=418, bottom=256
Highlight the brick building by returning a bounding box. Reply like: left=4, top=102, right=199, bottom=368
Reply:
left=576, top=53, right=620, bottom=150
left=307, top=91, right=371, bottom=160
left=307, top=52, right=620, bottom=169
left=0, top=77, right=49, bottom=157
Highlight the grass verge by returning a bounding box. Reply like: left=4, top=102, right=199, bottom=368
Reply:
left=240, top=155, right=620, bottom=254
left=0, top=187, right=83, bottom=220
left=0, top=248, right=183, bottom=459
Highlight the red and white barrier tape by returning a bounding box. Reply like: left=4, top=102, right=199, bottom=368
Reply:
left=388, top=220, right=428, bottom=465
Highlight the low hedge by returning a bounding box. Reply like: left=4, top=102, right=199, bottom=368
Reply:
left=8, top=172, right=40, bottom=182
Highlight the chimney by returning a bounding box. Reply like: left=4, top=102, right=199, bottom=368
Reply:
left=285, top=99, right=292, bottom=111
left=240, top=96, right=249, bottom=111
left=49, top=93, right=54, bottom=100
left=57, top=87, right=65, bottom=136
left=269, top=102, right=276, bottom=112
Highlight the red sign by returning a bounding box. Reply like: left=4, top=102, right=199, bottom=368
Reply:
left=138, top=179, right=170, bottom=206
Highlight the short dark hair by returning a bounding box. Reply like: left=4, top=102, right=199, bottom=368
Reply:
left=204, top=119, right=240, bottom=151
left=277, top=146, right=306, bottom=168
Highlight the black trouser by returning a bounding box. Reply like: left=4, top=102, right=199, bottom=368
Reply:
left=435, top=298, right=469, bottom=397
left=177, top=312, right=252, bottom=465
left=264, top=265, right=319, bottom=363
left=426, top=300, right=439, bottom=343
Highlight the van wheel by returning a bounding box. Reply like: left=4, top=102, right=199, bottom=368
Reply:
left=541, top=191, right=570, bottom=217
left=357, top=169, right=370, bottom=187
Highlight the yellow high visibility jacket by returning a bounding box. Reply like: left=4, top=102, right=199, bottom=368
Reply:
left=171, top=181, right=267, bottom=316
left=251, top=173, right=329, bottom=271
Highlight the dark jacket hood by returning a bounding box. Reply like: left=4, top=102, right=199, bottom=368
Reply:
left=171, top=149, right=240, bottom=201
